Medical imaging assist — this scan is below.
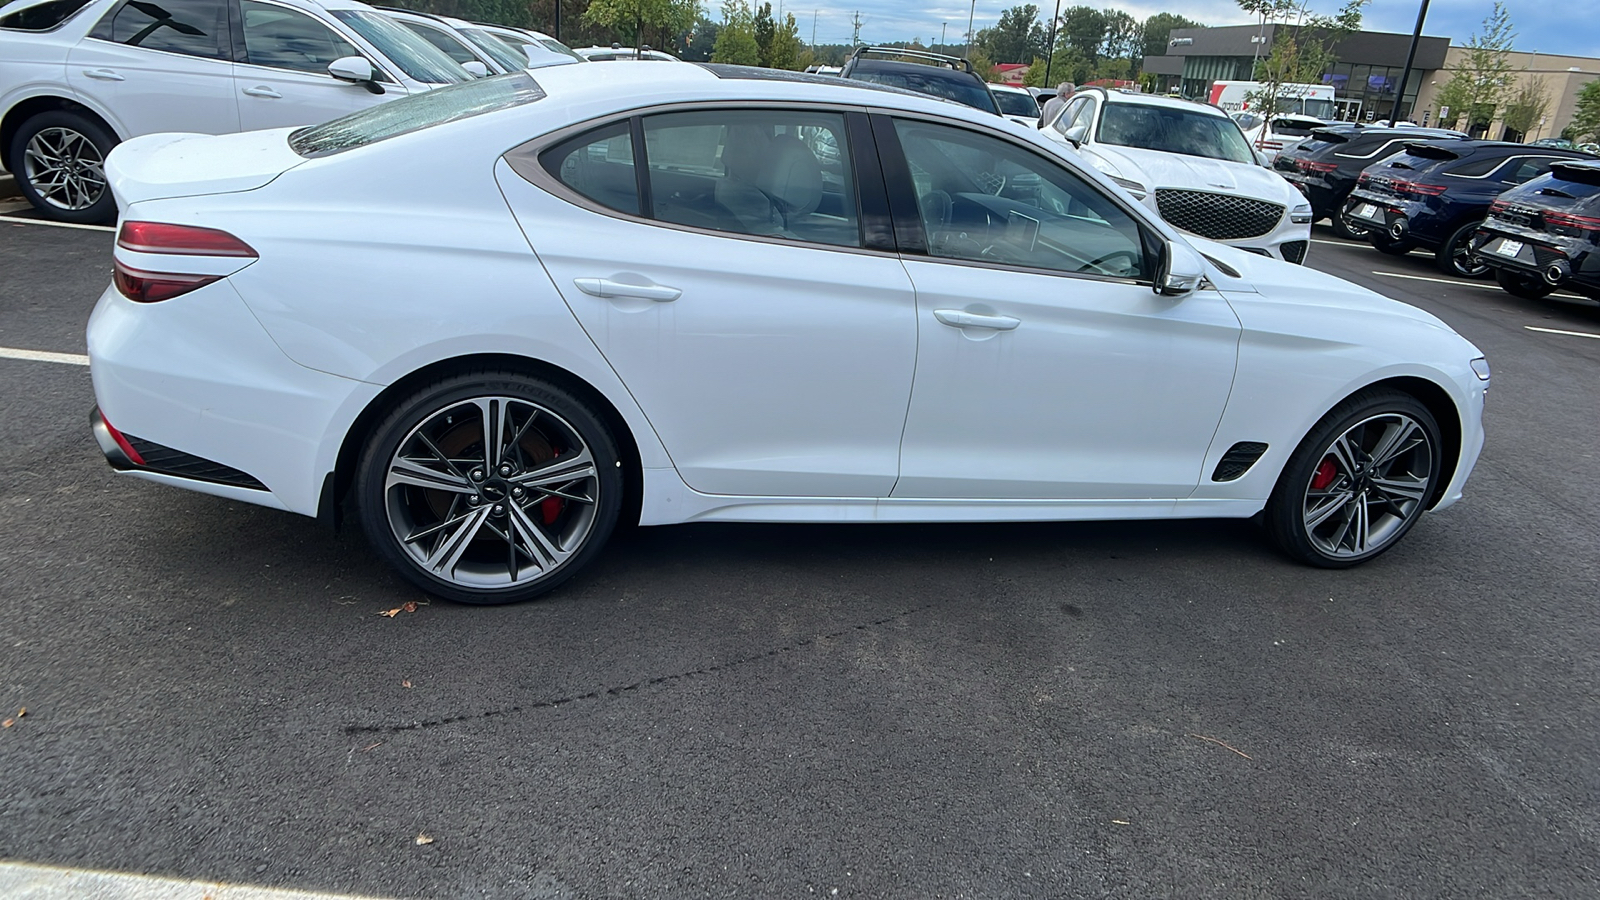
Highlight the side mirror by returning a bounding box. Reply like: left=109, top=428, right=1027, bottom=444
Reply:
left=1063, top=123, right=1088, bottom=148
left=328, top=56, right=383, bottom=94
left=1255, top=149, right=1272, bottom=167
left=462, top=60, right=491, bottom=78
left=1154, top=239, right=1205, bottom=297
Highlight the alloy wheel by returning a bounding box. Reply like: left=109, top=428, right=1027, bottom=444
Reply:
left=1448, top=230, right=1490, bottom=278
left=22, top=126, right=107, bottom=211
left=1301, top=412, right=1434, bottom=559
left=383, top=396, right=602, bottom=589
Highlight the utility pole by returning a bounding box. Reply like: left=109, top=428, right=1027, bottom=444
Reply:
left=850, top=10, right=861, bottom=47
left=552, top=0, right=560, bottom=41
left=1043, top=0, right=1061, bottom=87
left=964, top=0, right=975, bottom=59
left=1390, top=0, right=1432, bottom=125
left=812, top=10, right=818, bottom=52
left=940, top=22, right=946, bottom=51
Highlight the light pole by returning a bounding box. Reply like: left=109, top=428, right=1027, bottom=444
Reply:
left=1390, top=0, right=1432, bottom=125
left=1043, top=0, right=1061, bottom=88
left=964, top=0, right=976, bottom=59
left=941, top=22, right=947, bottom=51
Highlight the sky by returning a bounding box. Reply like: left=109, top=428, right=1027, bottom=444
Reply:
left=785, top=1, right=1598, bottom=61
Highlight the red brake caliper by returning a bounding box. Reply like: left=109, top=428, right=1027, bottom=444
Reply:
left=1311, top=458, right=1338, bottom=491
left=540, top=448, right=563, bottom=525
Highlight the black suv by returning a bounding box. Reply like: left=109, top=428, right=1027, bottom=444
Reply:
left=1471, top=160, right=1600, bottom=301
left=1274, top=125, right=1467, bottom=239
left=1341, top=140, right=1597, bottom=277
left=840, top=47, right=999, bottom=116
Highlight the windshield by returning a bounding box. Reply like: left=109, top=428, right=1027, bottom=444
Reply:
left=537, top=37, right=585, bottom=61
left=459, top=27, right=530, bottom=72
left=290, top=72, right=544, bottom=157
left=1099, top=104, right=1255, bottom=165
left=331, top=9, right=468, bottom=84
left=993, top=90, right=1039, bottom=118
left=850, top=67, right=999, bottom=115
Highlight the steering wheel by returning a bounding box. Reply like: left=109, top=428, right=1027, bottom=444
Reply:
left=974, top=171, right=1007, bottom=196
left=1077, top=249, right=1139, bottom=275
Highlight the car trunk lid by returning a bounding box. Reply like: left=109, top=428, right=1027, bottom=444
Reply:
left=106, top=129, right=306, bottom=208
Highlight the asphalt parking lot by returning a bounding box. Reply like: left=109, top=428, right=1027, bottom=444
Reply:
left=1, top=215, right=1597, bottom=899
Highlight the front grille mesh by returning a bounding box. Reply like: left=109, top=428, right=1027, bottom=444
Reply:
left=1282, top=240, right=1309, bottom=264
left=1155, top=189, right=1285, bottom=240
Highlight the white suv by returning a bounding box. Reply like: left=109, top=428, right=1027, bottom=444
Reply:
left=0, top=0, right=468, bottom=222
left=1044, top=88, right=1313, bottom=264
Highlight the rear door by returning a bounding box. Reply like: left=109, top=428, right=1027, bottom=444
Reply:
left=234, top=0, right=395, bottom=131
left=67, top=0, right=239, bottom=136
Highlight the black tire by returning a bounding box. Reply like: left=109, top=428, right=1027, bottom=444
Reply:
left=1493, top=266, right=1556, bottom=300
left=7, top=109, right=118, bottom=224
left=1264, top=389, right=1443, bottom=568
left=354, top=370, right=623, bottom=605
left=1435, top=219, right=1491, bottom=278
left=1370, top=234, right=1412, bottom=256
left=1331, top=203, right=1371, bottom=240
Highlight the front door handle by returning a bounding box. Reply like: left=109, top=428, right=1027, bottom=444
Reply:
left=242, top=86, right=283, bottom=98
left=83, top=68, right=124, bottom=81
left=573, top=277, right=681, bottom=302
left=933, top=309, right=1020, bottom=331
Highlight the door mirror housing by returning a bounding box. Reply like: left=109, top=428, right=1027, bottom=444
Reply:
left=461, top=60, right=491, bottom=78
left=1062, top=123, right=1088, bottom=148
left=328, top=56, right=383, bottom=94
left=1255, top=149, right=1272, bottom=167
left=1154, top=239, right=1205, bottom=297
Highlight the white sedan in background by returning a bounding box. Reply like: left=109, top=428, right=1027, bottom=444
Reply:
left=89, top=63, right=1487, bottom=604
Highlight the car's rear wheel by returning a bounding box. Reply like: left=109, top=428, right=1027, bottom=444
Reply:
left=1330, top=198, right=1370, bottom=240
left=1436, top=220, right=1491, bottom=278
left=1264, top=390, right=1442, bottom=568
left=1493, top=266, right=1556, bottom=300
left=8, top=110, right=118, bottom=224
left=355, top=371, right=623, bottom=605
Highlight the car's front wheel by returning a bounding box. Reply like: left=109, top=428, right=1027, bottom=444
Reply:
left=1264, top=389, right=1442, bottom=568
left=355, top=371, right=623, bottom=604
left=1436, top=220, right=1491, bottom=278
left=8, top=110, right=118, bottom=224
left=1330, top=197, right=1370, bottom=240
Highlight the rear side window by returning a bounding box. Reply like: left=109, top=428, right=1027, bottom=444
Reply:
left=290, top=72, right=544, bottom=157
left=241, top=1, right=357, bottom=74
left=101, top=0, right=228, bottom=59
left=1445, top=154, right=1507, bottom=177
left=0, top=0, right=93, bottom=30
left=539, top=121, right=640, bottom=216
left=1503, top=157, right=1559, bottom=185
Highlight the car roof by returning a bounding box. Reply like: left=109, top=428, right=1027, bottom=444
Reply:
left=1086, top=88, right=1228, bottom=117
left=989, top=83, right=1030, bottom=95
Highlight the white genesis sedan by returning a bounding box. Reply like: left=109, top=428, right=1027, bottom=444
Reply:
left=88, top=64, right=1490, bottom=604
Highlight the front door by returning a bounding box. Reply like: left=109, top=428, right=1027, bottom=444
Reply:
left=880, top=116, right=1241, bottom=500
left=497, top=107, right=918, bottom=498
left=68, top=0, right=239, bottom=137
left=234, top=0, right=396, bottom=131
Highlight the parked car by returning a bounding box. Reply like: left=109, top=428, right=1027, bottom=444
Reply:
left=573, top=43, right=677, bottom=61
left=474, top=23, right=583, bottom=66
left=0, top=0, right=468, bottom=222
left=1231, top=111, right=1327, bottom=161
left=989, top=83, right=1041, bottom=126
left=87, top=65, right=1487, bottom=603
left=1471, top=159, right=1600, bottom=300
left=1042, top=87, right=1313, bottom=263
left=1341, top=139, right=1597, bottom=277
left=1274, top=124, right=1469, bottom=239
left=839, top=46, right=999, bottom=116
left=377, top=7, right=536, bottom=75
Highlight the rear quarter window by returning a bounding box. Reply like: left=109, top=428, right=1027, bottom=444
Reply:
left=0, top=0, right=93, bottom=30
left=1444, top=154, right=1506, bottom=177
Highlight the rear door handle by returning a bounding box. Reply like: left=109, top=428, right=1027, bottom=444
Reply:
left=573, top=277, right=681, bottom=302
left=933, top=309, right=1020, bottom=331
left=83, top=68, right=124, bottom=81
left=242, top=86, right=283, bottom=98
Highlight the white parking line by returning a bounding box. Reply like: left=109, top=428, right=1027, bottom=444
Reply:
left=0, top=861, right=391, bottom=899
left=1312, top=238, right=1359, bottom=246
left=0, top=347, right=90, bottom=366
left=1525, top=325, right=1600, bottom=340
left=0, top=215, right=115, bottom=233
left=1370, top=270, right=1587, bottom=301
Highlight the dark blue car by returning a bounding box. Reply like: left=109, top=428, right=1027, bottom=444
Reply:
left=1471, top=160, right=1600, bottom=301
left=1341, top=140, right=1597, bottom=277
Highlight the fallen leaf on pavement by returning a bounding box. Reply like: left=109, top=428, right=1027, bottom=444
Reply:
left=415, top=833, right=434, bottom=845
left=402, top=680, right=412, bottom=688
left=402, top=601, right=418, bottom=613
left=16, top=708, right=24, bottom=718
left=362, top=741, right=382, bottom=752
left=380, top=608, right=401, bottom=618
left=2, top=719, right=11, bottom=728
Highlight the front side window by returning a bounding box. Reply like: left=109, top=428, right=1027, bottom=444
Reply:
left=1097, top=103, right=1255, bottom=165
left=893, top=118, right=1149, bottom=280
left=241, top=1, right=357, bottom=74
left=1, top=0, right=93, bottom=30
left=106, top=0, right=227, bottom=59
left=329, top=9, right=467, bottom=84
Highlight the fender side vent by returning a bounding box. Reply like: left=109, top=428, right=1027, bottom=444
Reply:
left=1212, top=442, right=1269, bottom=482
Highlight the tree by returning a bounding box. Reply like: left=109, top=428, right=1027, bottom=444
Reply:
left=584, top=0, right=698, bottom=51
left=1431, top=2, right=1516, bottom=134
left=1140, top=13, right=1201, bottom=60
left=766, top=11, right=803, bottom=70
left=1056, top=6, right=1106, bottom=67
left=1570, top=79, right=1600, bottom=143
left=711, top=0, right=760, bottom=65
left=1237, top=0, right=1367, bottom=118
left=753, top=2, right=775, bottom=66
left=1500, top=74, right=1549, bottom=140
left=978, top=5, right=1045, bottom=65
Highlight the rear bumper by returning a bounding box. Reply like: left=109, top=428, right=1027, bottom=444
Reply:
left=1471, top=223, right=1600, bottom=291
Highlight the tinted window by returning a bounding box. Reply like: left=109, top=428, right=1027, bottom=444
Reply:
left=893, top=118, right=1149, bottom=280
left=241, top=1, right=357, bottom=73
left=1503, top=157, right=1559, bottom=185
left=993, top=90, right=1038, bottom=118
left=642, top=110, right=859, bottom=247
left=539, top=122, right=640, bottom=216
left=0, top=0, right=92, bottom=30
left=290, top=71, right=543, bottom=156
left=400, top=21, right=478, bottom=65
left=108, top=0, right=227, bottom=59
left=850, top=65, right=998, bottom=115
left=1097, top=103, right=1254, bottom=165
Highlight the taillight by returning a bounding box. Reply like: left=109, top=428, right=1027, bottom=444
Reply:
left=1357, top=172, right=1371, bottom=185
left=1299, top=159, right=1338, bottom=174
left=1393, top=180, right=1447, bottom=197
left=117, top=221, right=257, bottom=257
left=113, top=220, right=256, bottom=303
left=1543, top=210, right=1600, bottom=234
left=1489, top=199, right=1508, bottom=216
